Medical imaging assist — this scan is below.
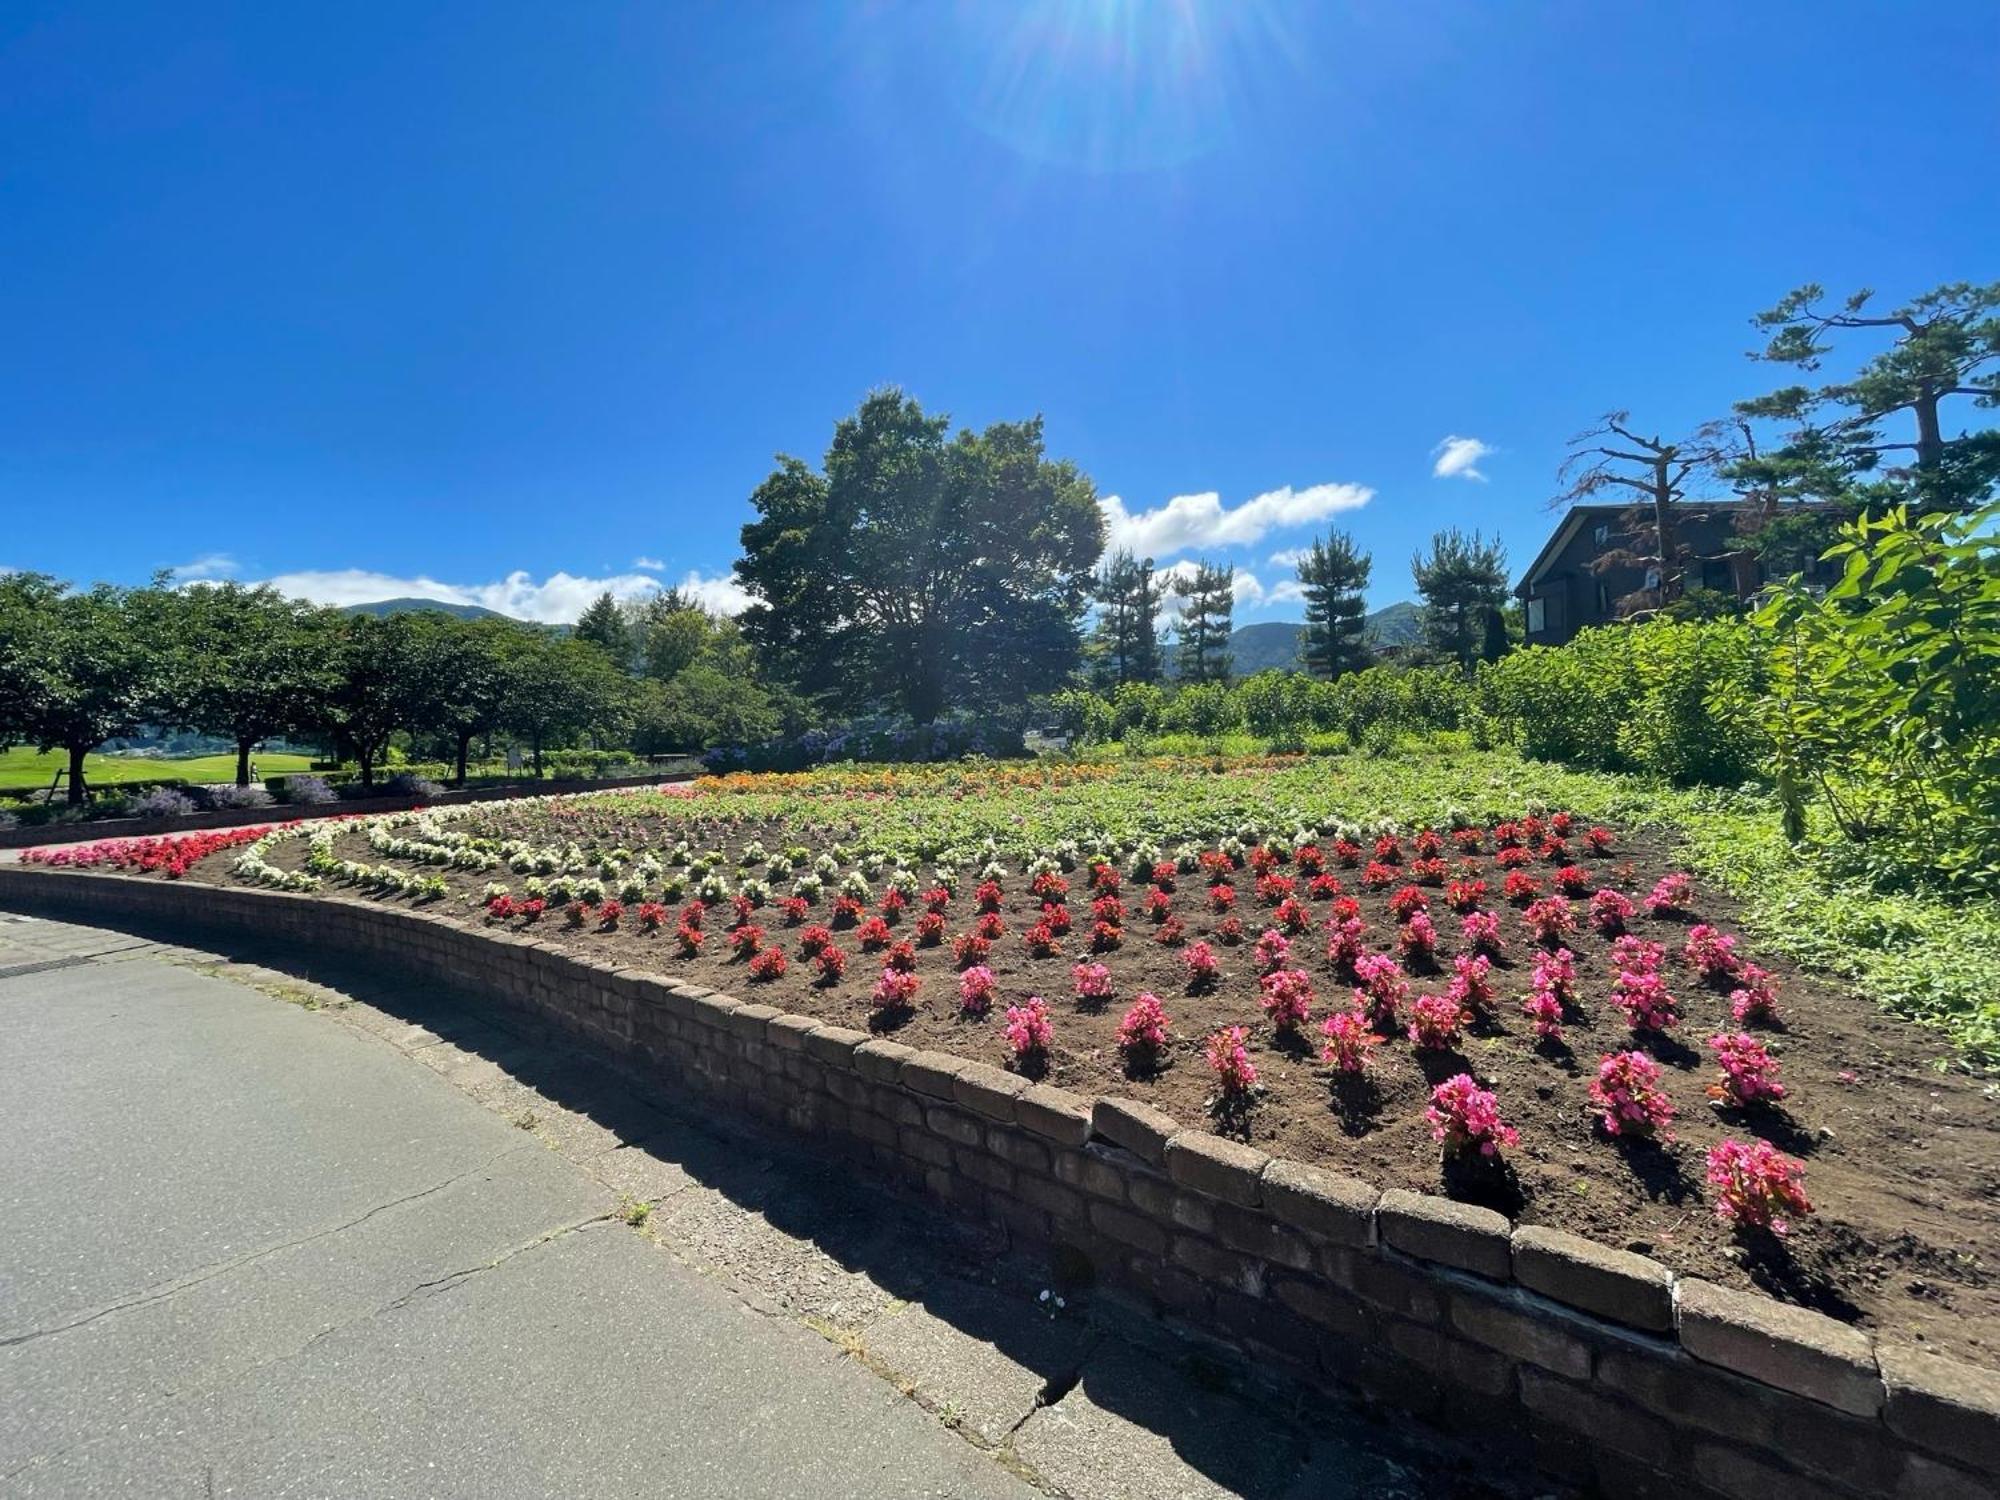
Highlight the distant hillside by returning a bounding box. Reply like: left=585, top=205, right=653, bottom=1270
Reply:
left=342, top=597, right=515, bottom=622
left=1202, top=602, right=1423, bottom=676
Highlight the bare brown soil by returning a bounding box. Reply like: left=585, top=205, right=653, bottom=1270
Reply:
left=188, top=819, right=2000, bottom=1364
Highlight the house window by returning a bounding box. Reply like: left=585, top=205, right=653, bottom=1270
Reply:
left=1526, top=597, right=1546, bottom=635
left=1593, top=524, right=1610, bottom=545
left=1595, top=581, right=1610, bottom=616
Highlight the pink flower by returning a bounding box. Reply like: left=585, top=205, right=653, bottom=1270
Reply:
left=1611, top=934, right=1665, bottom=975
left=1459, top=909, right=1505, bottom=957
left=1258, top=968, right=1315, bottom=1032
left=1182, top=940, right=1220, bottom=987
left=1521, top=896, right=1576, bottom=945
left=1706, top=1138, right=1810, bottom=1236
left=1588, top=888, right=1635, bottom=934
left=1072, top=961, right=1114, bottom=1001
left=1612, top=969, right=1680, bottom=1033
left=1204, top=1026, right=1258, bottom=1096
left=1003, top=998, right=1054, bottom=1061
left=1253, top=927, right=1292, bottom=974
left=1729, top=962, right=1782, bottom=1025
left=1116, top=993, right=1171, bottom=1056
left=1398, top=911, right=1438, bottom=963
left=1707, top=1032, right=1787, bottom=1107
left=1324, top=916, right=1367, bottom=971
left=959, top=965, right=998, bottom=1016
left=1644, top=872, right=1694, bottom=916
left=1447, top=953, right=1494, bottom=1009
left=1320, top=1008, right=1380, bottom=1073
left=1406, top=991, right=1467, bottom=1051
left=1531, top=946, right=1577, bottom=1002
left=1588, top=1050, right=1675, bottom=1140
left=1352, top=952, right=1408, bottom=1026
left=1683, top=924, right=1742, bottom=982
left=871, top=966, right=921, bottom=1012
left=1520, top=988, right=1565, bottom=1041
left=1425, top=1074, right=1519, bottom=1159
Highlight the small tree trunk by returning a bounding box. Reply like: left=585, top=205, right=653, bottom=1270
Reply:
left=532, top=732, right=544, bottom=778
left=358, top=746, right=375, bottom=789
left=454, top=732, right=472, bottom=787
left=67, top=743, right=88, bottom=806
left=236, top=737, right=254, bottom=787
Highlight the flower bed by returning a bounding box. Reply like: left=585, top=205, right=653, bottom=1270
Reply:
left=53, top=759, right=2000, bottom=1366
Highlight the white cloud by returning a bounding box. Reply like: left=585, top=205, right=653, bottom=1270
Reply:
left=631, top=556, right=665, bottom=572
left=253, top=565, right=752, bottom=622
left=1266, top=546, right=1309, bottom=570
left=1099, top=481, right=1372, bottom=560
left=169, top=553, right=241, bottom=581
left=1431, top=435, right=1495, bottom=482
left=1155, top=562, right=1271, bottom=625
left=1263, top=579, right=1308, bottom=608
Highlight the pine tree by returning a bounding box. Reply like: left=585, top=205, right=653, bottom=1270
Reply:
left=1173, top=563, right=1235, bottom=684
left=573, top=590, right=632, bottom=668
left=1090, top=551, right=1164, bottom=688
left=1411, top=529, right=1509, bottom=670
left=1297, top=532, right=1372, bottom=678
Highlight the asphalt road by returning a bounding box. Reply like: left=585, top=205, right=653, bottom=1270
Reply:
left=0, top=937, right=1036, bottom=1499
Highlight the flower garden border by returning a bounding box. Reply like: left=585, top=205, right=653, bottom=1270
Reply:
left=2, top=864, right=1992, bottom=1500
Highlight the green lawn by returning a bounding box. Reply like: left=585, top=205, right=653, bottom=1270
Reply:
left=0, top=748, right=318, bottom=791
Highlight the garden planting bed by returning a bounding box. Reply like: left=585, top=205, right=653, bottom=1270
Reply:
left=25, top=760, right=2000, bottom=1370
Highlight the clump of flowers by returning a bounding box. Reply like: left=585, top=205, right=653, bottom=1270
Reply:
left=1361, top=860, right=1396, bottom=890
left=1410, top=856, right=1450, bottom=886
left=1406, top=991, right=1468, bottom=1050
left=959, top=964, right=998, bottom=1015
left=729, top=923, right=765, bottom=958
left=885, top=939, right=917, bottom=973
left=871, top=966, right=920, bottom=1013
left=915, top=911, right=946, bottom=946
left=1588, top=1050, right=1675, bottom=1139
left=1522, top=896, right=1575, bottom=945
left=1274, top=896, right=1312, bottom=935
left=1331, top=838, right=1364, bottom=867
left=1611, top=934, right=1665, bottom=974
left=676, top=923, right=704, bottom=956
left=857, top=915, right=893, bottom=950
left=974, top=911, right=1006, bottom=940
left=1398, top=910, right=1438, bottom=965
left=1003, top=998, right=1053, bottom=1063
left=1116, top=993, right=1171, bottom=1060
left=1460, top=909, right=1505, bottom=958
left=1425, top=1074, right=1518, bottom=1159
left=1496, top=844, right=1533, bottom=871
left=1502, top=870, right=1543, bottom=905
left=922, top=885, right=953, bottom=914
left=1447, top=952, right=1494, bottom=1010
left=1073, top=961, right=1114, bottom=1001
left=1145, top=887, right=1174, bottom=922
left=1153, top=914, right=1186, bottom=947
left=777, top=895, right=809, bottom=925
left=832, top=893, right=866, bottom=927
left=1030, top=870, right=1069, bottom=902
left=1446, top=877, right=1487, bottom=913
left=1040, top=901, right=1073, bottom=935
left=1531, top=946, right=1577, bottom=1001
left=1209, top=882, right=1237, bottom=914
left=1553, top=865, right=1594, bottom=897
left=1588, top=888, right=1635, bottom=934
left=1320, top=916, right=1368, bottom=976
left=636, top=900, right=669, bottom=931
left=1308, top=872, right=1343, bottom=900
left=1388, top=884, right=1428, bottom=921
left=1255, top=872, right=1296, bottom=906
left=1584, top=826, right=1615, bottom=854
left=1091, top=893, right=1126, bottom=926
left=1254, top=927, right=1293, bottom=973
left=1320, top=1008, right=1379, bottom=1073
left=1259, top=968, right=1315, bottom=1033
left=596, top=898, right=625, bottom=929
left=975, top=879, right=1004, bottom=913
left=564, top=899, right=594, bottom=928
left=1707, top=1032, right=1786, bottom=1106
left=1684, top=924, right=1742, bottom=983
left=1520, top=989, right=1564, bottom=1041
left=1644, top=873, right=1694, bottom=916
left=879, top=887, right=908, bottom=922
left=1090, top=920, right=1122, bottom=952
left=1612, top=968, right=1680, bottom=1034
left=1729, top=963, right=1782, bottom=1025
left=1183, top=940, right=1221, bottom=989
left=1353, top=952, right=1408, bottom=1026
left=1024, top=920, right=1062, bottom=957
left=814, top=944, right=847, bottom=983
left=1216, top=914, right=1246, bottom=944
left=1705, top=1139, right=1811, bottom=1236
left=1204, top=1026, right=1258, bottom=1097
left=748, top=947, right=787, bottom=982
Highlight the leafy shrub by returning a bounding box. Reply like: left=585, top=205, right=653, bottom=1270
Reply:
left=384, top=771, right=445, bottom=800
left=282, top=775, right=339, bottom=806
left=198, top=784, right=274, bottom=810
left=124, top=786, right=197, bottom=818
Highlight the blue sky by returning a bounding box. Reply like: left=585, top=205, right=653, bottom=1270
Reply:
left=3, top=2, right=1995, bottom=621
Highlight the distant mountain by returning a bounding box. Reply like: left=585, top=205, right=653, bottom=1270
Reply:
left=1202, top=602, right=1424, bottom=676
left=342, top=597, right=515, bottom=622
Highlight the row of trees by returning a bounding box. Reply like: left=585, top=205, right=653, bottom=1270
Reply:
left=0, top=579, right=634, bottom=803
left=1556, top=279, right=1998, bottom=618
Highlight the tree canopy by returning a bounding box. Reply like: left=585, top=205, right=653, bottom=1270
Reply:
left=1412, top=529, right=1509, bottom=670
left=1297, top=532, right=1372, bottom=679
left=735, top=389, right=1104, bottom=722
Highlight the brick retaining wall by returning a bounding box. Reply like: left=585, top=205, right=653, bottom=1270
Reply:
left=2, top=865, right=1992, bottom=1500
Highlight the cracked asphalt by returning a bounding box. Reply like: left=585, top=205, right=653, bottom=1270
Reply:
left=0, top=912, right=1510, bottom=1500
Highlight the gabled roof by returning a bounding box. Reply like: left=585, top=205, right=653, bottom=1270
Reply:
left=1514, top=505, right=1625, bottom=595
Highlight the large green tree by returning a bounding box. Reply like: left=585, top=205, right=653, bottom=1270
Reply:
left=1735, top=280, right=2000, bottom=517
left=1088, top=550, right=1164, bottom=689
left=166, top=583, right=339, bottom=785
left=0, top=577, right=166, bottom=804
left=1412, top=529, right=1509, bottom=670
left=1296, top=532, right=1372, bottom=678
left=1172, top=563, right=1235, bottom=684
left=573, top=590, right=633, bottom=668
left=401, top=612, right=517, bottom=785
left=735, top=389, right=1104, bottom=722
left=327, top=612, right=419, bottom=789
left=499, top=634, right=630, bottom=776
